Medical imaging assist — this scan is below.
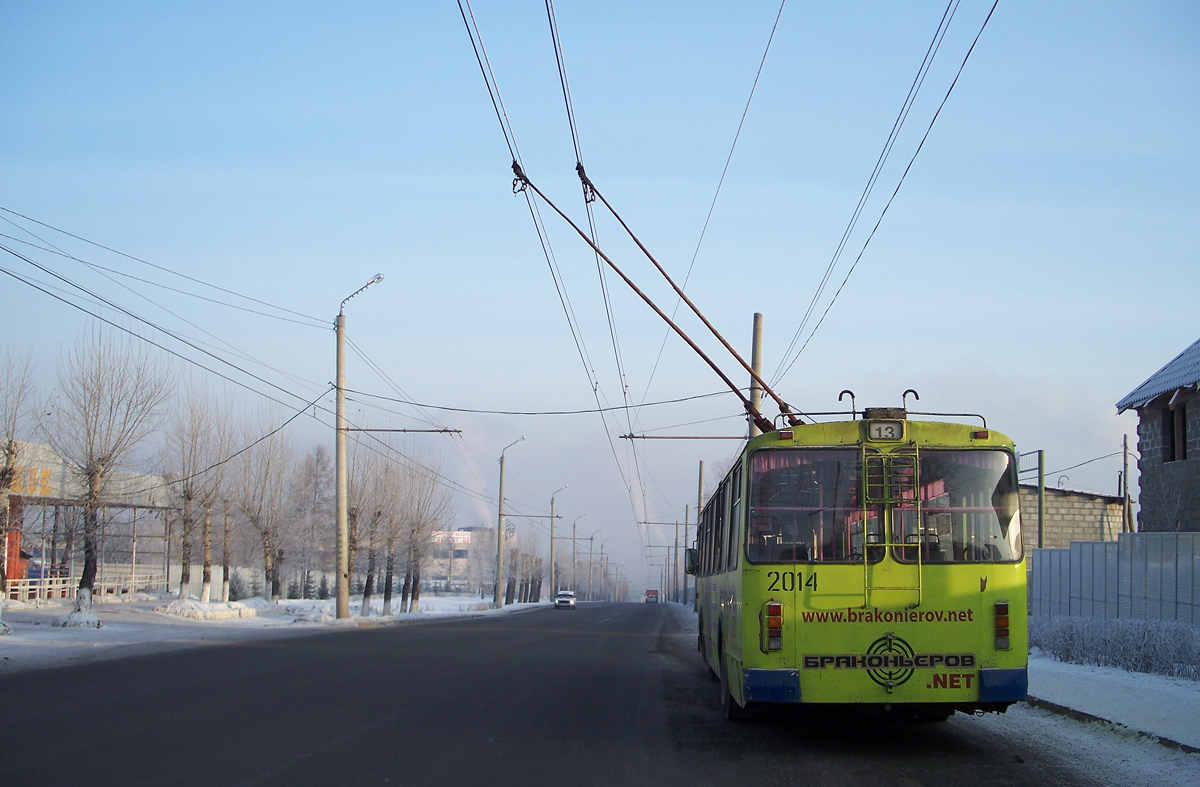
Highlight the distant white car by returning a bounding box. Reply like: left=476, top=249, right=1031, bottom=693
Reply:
left=553, top=591, right=576, bottom=610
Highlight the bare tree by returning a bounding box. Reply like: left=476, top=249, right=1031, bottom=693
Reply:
left=0, top=348, right=35, bottom=634
left=162, top=383, right=226, bottom=602
left=290, top=445, right=332, bottom=599
left=401, top=451, right=454, bottom=613
left=380, top=460, right=406, bottom=615
left=231, top=409, right=294, bottom=602
left=45, top=329, right=172, bottom=627
left=196, top=393, right=231, bottom=602
left=348, top=447, right=403, bottom=616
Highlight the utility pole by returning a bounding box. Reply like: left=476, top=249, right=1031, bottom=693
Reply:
left=673, top=521, right=680, bottom=603
left=682, top=505, right=689, bottom=605
left=599, top=544, right=606, bottom=601
left=1123, top=434, right=1133, bottom=532
left=1037, top=449, right=1045, bottom=549
left=336, top=273, right=383, bottom=619
left=588, top=534, right=595, bottom=601
left=571, top=514, right=586, bottom=591
left=550, top=485, right=567, bottom=594
left=749, top=312, right=764, bottom=438
left=495, top=437, right=525, bottom=608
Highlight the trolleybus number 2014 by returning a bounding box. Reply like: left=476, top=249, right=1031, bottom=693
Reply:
left=766, top=571, right=818, bottom=592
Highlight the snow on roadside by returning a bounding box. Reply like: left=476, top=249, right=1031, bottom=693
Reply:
left=0, top=593, right=547, bottom=674
left=155, top=597, right=288, bottom=620
left=964, top=702, right=1200, bottom=786
left=1028, top=649, right=1200, bottom=751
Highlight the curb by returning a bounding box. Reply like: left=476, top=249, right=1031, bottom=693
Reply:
left=1025, top=695, right=1200, bottom=755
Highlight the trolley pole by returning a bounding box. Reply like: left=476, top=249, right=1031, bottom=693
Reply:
left=749, top=312, right=764, bottom=438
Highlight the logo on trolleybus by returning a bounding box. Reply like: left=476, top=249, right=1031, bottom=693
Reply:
left=802, top=635, right=976, bottom=688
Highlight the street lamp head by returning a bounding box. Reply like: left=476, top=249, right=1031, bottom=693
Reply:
left=500, top=435, right=525, bottom=460
left=340, top=273, right=386, bottom=311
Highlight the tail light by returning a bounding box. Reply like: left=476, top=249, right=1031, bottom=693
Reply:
left=995, top=601, right=1010, bottom=650
left=761, top=600, right=783, bottom=652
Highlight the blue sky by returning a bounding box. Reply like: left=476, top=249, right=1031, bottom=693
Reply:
left=2, top=2, right=1197, bottom=589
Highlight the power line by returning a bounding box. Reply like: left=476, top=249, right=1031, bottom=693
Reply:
left=773, top=0, right=959, bottom=384
left=0, top=205, right=324, bottom=325
left=342, top=386, right=734, bottom=417
left=773, top=0, right=999, bottom=383
left=0, top=242, right=325, bottom=411
left=0, top=231, right=325, bottom=329
left=642, top=0, right=787, bottom=404
left=459, top=0, right=651, bottom=541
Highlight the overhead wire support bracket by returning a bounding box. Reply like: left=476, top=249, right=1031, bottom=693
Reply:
left=344, top=428, right=462, bottom=434
left=512, top=164, right=775, bottom=436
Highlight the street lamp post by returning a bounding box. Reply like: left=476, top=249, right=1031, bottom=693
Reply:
left=586, top=529, right=600, bottom=601
left=571, top=514, right=586, bottom=591
left=549, top=485, right=567, bottom=595
left=594, top=537, right=609, bottom=602
left=335, top=273, right=383, bottom=619
left=494, top=437, right=525, bottom=608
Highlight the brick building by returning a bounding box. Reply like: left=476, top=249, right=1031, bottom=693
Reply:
left=1017, top=484, right=1124, bottom=553
left=1117, top=336, right=1200, bottom=532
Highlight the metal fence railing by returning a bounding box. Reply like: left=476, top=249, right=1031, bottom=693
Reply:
left=5, top=572, right=167, bottom=602
left=1030, top=532, right=1199, bottom=625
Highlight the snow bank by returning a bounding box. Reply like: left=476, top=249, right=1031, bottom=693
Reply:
left=154, top=597, right=288, bottom=620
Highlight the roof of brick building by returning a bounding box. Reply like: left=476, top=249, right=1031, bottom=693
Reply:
left=1117, top=336, right=1200, bottom=413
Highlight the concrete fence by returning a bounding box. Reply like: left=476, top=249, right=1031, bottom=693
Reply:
left=1030, top=532, right=1200, bottom=624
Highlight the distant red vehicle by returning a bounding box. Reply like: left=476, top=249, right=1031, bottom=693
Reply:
left=644, top=590, right=659, bottom=603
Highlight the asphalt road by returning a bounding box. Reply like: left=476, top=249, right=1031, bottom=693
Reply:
left=0, top=603, right=1182, bottom=786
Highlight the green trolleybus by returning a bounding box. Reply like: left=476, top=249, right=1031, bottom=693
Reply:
left=687, top=406, right=1027, bottom=721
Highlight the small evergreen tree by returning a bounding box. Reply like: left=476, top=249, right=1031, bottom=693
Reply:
left=317, top=574, right=330, bottom=599
left=228, top=570, right=248, bottom=602
left=303, top=571, right=316, bottom=599
left=287, top=578, right=301, bottom=599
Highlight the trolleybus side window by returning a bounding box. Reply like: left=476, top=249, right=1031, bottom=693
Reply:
left=726, top=464, right=742, bottom=572
left=701, top=504, right=714, bottom=576
left=709, top=487, right=725, bottom=574
left=746, top=449, right=882, bottom=564
left=894, top=450, right=1022, bottom=564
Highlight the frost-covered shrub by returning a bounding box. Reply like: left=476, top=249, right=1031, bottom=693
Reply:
left=228, top=570, right=249, bottom=602
left=1029, top=615, right=1200, bottom=680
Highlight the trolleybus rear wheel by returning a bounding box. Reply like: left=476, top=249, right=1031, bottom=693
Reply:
left=718, top=644, right=746, bottom=720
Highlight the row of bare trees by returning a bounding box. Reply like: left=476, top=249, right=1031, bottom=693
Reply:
left=1, top=328, right=462, bottom=626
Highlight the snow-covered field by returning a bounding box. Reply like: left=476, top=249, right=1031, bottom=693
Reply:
left=0, top=592, right=541, bottom=673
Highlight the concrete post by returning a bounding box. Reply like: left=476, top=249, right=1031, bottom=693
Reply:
left=749, top=313, right=764, bottom=437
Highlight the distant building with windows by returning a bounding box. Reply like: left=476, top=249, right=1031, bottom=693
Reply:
left=1117, top=336, right=1200, bottom=532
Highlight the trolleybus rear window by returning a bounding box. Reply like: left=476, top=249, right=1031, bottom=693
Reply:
left=747, top=449, right=882, bottom=564
left=894, top=450, right=1022, bottom=564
